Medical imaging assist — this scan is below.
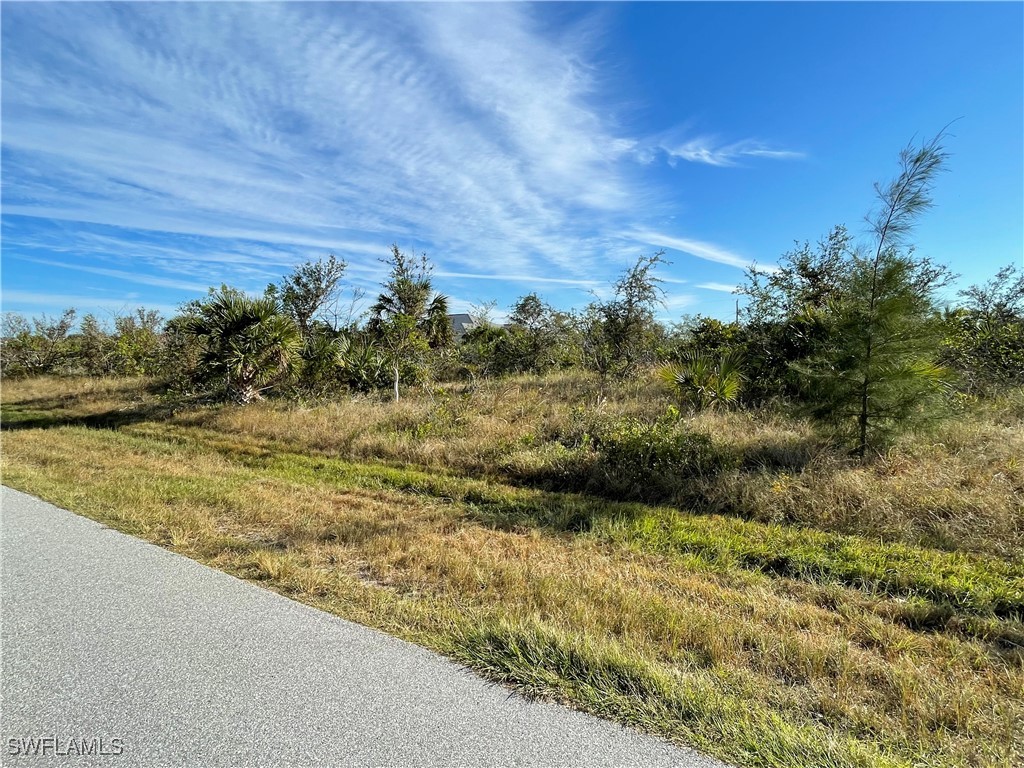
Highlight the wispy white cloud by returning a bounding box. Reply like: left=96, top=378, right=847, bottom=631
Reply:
left=634, top=132, right=805, bottom=168
left=696, top=281, right=741, bottom=293
left=435, top=271, right=602, bottom=287
left=2, top=3, right=654, bottom=288
left=661, top=293, right=699, bottom=312
left=1, top=291, right=180, bottom=318
left=628, top=231, right=777, bottom=272
left=15, top=256, right=211, bottom=294
left=649, top=292, right=700, bottom=323
left=1, top=3, right=795, bottom=318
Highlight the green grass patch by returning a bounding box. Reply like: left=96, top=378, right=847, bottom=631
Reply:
left=124, top=421, right=1024, bottom=623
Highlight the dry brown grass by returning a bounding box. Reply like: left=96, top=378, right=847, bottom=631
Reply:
left=37, top=370, right=1016, bottom=558
left=2, top=374, right=1022, bottom=768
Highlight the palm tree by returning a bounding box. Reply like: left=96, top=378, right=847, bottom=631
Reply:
left=184, top=288, right=302, bottom=404
left=658, top=350, right=745, bottom=411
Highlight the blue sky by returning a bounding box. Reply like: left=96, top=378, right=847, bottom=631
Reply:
left=2, top=2, right=1021, bottom=325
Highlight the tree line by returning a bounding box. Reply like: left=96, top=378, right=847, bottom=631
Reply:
left=3, top=132, right=1021, bottom=457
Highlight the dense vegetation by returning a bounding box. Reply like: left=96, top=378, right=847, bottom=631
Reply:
left=4, top=136, right=1021, bottom=454
left=2, top=135, right=1021, bottom=767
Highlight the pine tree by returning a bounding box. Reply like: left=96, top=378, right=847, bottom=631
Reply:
left=796, top=132, right=956, bottom=457
left=368, top=245, right=451, bottom=401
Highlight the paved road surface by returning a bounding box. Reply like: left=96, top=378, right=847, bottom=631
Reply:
left=0, top=487, right=727, bottom=767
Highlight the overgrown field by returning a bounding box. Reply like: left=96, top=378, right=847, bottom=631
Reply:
left=2, top=375, right=1022, bottom=768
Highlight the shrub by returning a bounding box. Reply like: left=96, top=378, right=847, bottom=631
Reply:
left=111, top=309, right=164, bottom=376
left=0, top=309, right=77, bottom=378
left=941, top=265, right=1024, bottom=394
left=658, top=351, right=745, bottom=411
left=182, top=288, right=302, bottom=404
left=498, top=442, right=595, bottom=491
left=591, top=412, right=737, bottom=502
left=295, top=327, right=350, bottom=398
left=338, top=337, right=391, bottom=393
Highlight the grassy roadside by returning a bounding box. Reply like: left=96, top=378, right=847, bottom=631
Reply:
left=2, top=376, right=1022, bottom=767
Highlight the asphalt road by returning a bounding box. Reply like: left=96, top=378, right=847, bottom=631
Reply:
left=0, top=486, right=727, bottom=767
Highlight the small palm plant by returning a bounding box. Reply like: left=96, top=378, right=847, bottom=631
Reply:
left=184, top=289, right=302, bottom=404
left=296, top=328, right=351, bottom=397
left=658, top=350, right=745, bottom=410
left=340, top=338, right=390, bottom=392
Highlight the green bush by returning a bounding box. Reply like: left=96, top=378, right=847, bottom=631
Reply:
left=0, top=309, right=77, bottom=378
left=497, top=441, right=595, bottom=491
left=495, top=410, right=738, bottom=504
left=182, top=288, right=302, bottom=404
left=590, top=413, right=737, bottom=502
left=942, top=264, right=1024, bottom=394
left=658, top=350, right=745, bottom=411
left=337, top=337, right=390, bottom=393
left=943, top=313, right=1024, bottom=393
left=295, top=328, right=350, bottom=398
